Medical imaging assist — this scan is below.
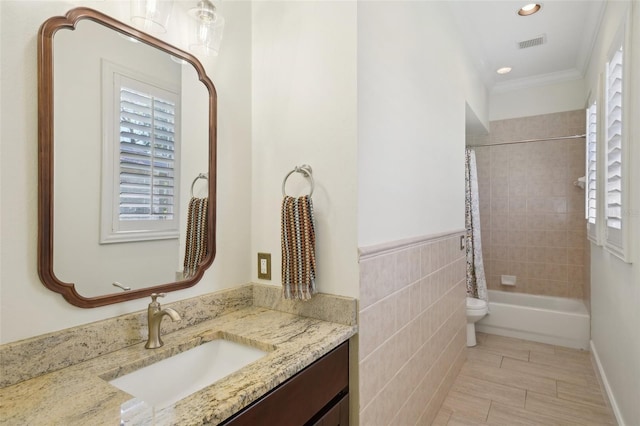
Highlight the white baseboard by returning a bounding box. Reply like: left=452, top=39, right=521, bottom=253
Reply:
left=590, top=340, right=625, bottom=426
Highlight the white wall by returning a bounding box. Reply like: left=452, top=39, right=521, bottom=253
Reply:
left=251, top=1, right=359, bottom=298
left=0, top=1, right=4, bottom=334
left=0, top=0, right=252, bottom=343
left=490, top=78, right=586, bottom=121
left=585, top=1, right=640, bottom=425
left=358, top=1, right=488, bottom=247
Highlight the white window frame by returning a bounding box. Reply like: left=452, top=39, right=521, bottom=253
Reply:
left=602, top=15, right=631, bottom=262
left=100, top=61, right=181, bottom=244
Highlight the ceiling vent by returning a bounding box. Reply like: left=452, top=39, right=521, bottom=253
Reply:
left=518, top=34, right=546, bottom=49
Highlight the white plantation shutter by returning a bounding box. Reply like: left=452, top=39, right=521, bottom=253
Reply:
left=583, top=15, right=630, bottom=262
left=604, top=45, right=624, bottom=252
left=101, top=62, right=181, bottom=243
left=119, top=85, right=177, bottom=221
left=585, top=101, right=598, bottom=241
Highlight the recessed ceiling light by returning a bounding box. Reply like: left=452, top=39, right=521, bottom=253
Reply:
left=496, top=67, right=512, bottom=74
left=518, top=3, right=542, bottom=16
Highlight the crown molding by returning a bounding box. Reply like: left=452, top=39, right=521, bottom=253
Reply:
left=491, top=68, right=584, bottom=94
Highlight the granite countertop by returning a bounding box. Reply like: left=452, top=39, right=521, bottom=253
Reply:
left=0, top=306, right=356, bottom=425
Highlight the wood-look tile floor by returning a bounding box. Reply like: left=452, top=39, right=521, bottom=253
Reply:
left=432, top=333, right=617, bottom=426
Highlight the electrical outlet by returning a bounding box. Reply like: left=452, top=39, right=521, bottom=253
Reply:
left=257, top=253, right=271, bottom=280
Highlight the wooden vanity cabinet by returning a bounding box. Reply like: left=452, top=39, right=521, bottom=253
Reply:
left=221, top=341, right=349, bottom=426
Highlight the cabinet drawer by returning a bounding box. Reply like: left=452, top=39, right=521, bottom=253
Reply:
left=310, top=393, right=349, bottom=426
left=222, top=341, right=349, bottom=426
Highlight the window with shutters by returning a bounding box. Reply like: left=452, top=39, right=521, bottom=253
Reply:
left=585, top=100, right=598, bottom=242
left=602, top=24, right=630, bottom=262
left=101, top=62, right=181, bottom=243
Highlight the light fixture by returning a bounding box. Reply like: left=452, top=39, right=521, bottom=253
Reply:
left=517, top=3, right=542, bottom=16
left=496, top=67, right=512, bottom=74
left=188, top=0, right=225, bottom=56
left=130, top=0, right=175, bottom=34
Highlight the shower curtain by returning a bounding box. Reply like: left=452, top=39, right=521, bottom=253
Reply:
left=465, top=148, right=488, bottom=302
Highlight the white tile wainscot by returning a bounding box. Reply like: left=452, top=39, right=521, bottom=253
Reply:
left=358, top=231, right=468, bottom=425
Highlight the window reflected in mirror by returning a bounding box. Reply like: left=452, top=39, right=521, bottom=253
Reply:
left=101, top=61, right=182, bottom=243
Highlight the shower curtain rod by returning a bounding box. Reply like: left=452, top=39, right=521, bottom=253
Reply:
left=467, top=134, right=586, bottom=148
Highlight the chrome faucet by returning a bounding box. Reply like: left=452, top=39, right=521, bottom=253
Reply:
left=145, top=293, right=181, bottom=349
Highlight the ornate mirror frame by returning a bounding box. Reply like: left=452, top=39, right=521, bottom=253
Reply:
left=37, top=7, right=217, bottom=308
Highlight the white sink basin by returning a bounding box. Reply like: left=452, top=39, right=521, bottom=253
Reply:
left=109, top=339, right=268, bottom=408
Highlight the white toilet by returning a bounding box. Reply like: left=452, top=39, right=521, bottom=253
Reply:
left=466, top=297, right=488, bottom=347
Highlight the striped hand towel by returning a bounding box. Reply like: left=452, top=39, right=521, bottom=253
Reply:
left=183, top=197, right=208, bottom=278
left=281, top=195, right=316, bottom=300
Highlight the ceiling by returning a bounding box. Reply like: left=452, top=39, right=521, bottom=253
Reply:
left=449, top=0, right=605, bottom=93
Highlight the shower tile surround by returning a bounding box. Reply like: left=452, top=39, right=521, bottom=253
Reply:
left=471, top=110, right=589, bottom=303
left=358, top=231, right=467, bottom=425
left=0, top=284, right=357, bottom=424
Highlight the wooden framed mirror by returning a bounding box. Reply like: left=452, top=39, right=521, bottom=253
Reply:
left=38, top=7, right=217, bottom=308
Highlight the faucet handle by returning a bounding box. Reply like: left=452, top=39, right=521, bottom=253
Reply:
left=150, top=293, right=166, bottom=303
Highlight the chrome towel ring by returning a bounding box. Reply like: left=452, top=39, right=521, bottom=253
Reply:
left=190, top=173, right=208, bottom=197
left=282, top=164, right=314, bottom=197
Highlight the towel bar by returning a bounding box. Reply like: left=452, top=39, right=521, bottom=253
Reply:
left=190, top=173, right=208, bottom=197
left=282, top=165, right=314, bottom=197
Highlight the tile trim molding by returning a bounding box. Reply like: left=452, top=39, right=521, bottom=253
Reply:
left=359, top=229, right=466, bottom=260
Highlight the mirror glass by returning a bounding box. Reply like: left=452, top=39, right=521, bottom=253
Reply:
left=39, top=9, right=216, bottom=306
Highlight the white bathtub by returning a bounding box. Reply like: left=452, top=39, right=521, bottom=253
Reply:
left=476, top=290, right=590, bottom=350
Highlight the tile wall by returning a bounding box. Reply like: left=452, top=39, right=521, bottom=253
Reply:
left=358, top=232, right=467, bottom=425
left=472, top=110, right=589, bottom=302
